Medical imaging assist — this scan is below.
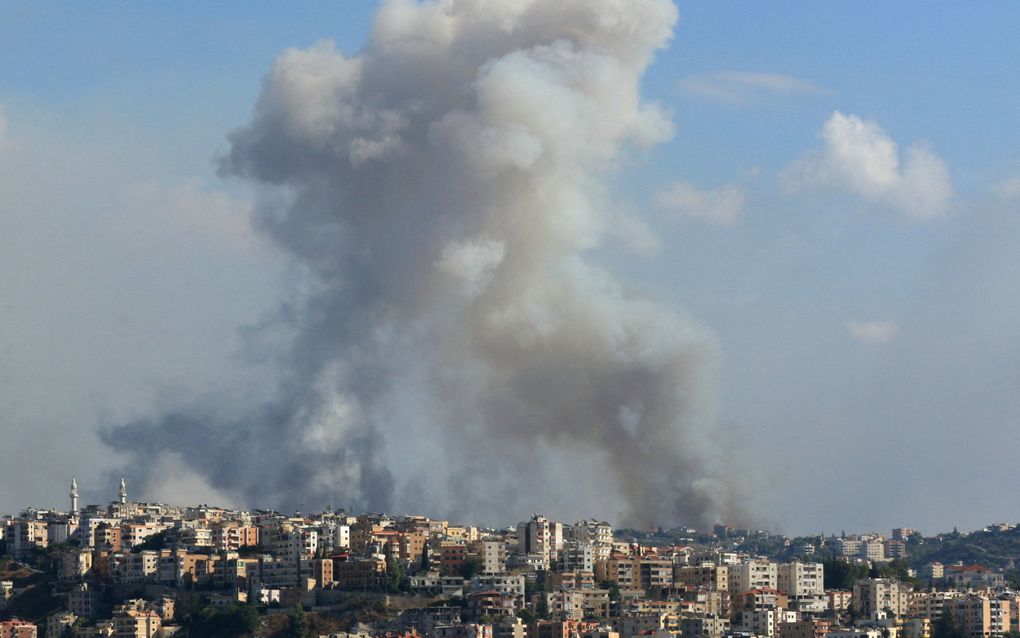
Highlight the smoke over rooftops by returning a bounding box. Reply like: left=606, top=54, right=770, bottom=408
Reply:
left=102, top=0, right=746, bottom=529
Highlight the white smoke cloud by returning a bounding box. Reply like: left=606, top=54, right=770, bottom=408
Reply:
left=783, top=111, right=952, bottom=219
left=679, top=71, right=823, bottom=106
left=656, top=180, right=746, bottom=226
left=847, top=319, right=899, bottom=344
left=117, top=179, right=261, bottom=253
left=105, top=0, right=744, bottom=528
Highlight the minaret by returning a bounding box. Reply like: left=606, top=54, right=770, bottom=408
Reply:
left=70, top=477, right=79, bottom=514
left=119, top=477, right=127, bottom=505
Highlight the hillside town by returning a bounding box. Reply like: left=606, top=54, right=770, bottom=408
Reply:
left=2, top=480, right=1020, bottom=638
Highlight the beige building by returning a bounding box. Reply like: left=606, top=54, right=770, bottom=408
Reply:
left=730, top=559, right=778, bottom=594
left=680, top=616, right=730, bottom=638
left=113, top=609, right=161, bottom=638
left=778, top=562, right=826, bottom=612
left=677, top=564, right=729, bottom=592
left=908, top=590, right=962, bottom=620
left=0, top=620, right=37, bottom=638
left=947, top=594, right=991, bottom=638
left=45, top=612, right=77, bottom=638
left=853, top=578, right=909, bottom=619
left=780, top=619, right=830, bottom=638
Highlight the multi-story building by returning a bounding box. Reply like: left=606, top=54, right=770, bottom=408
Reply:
left=545, top=589, right=610, bottom=621
left=853, top=578, right=909, bottom=619
left=113, top=609, right=161, bottom=638
left=10, top=520, right=48, bottom=559
left=779, top=619, right=830, bottom=638
left=267, top=524, right=317, bottom=560
left=568, top=521, right=614, bottom=563
left=332, top=557, right=386, bottom=590
left=596, top=556, right=672, bottom=593
left=441, top=543, right=468, bottom=576
left=0, top=620, right=37, bottom=638
left=68, top=583, right=102, bottom=619
left=943, top=564, right=1005, bottom=590
left=517, top=515, right=563, bottom=569
left=211, top=523, right=259, bottom=552
left=884, top=540, right=908, bottom=559
left=679, top=616, right=730, bottom=638
left=730, top=559, right=778, bottom=595
left=947, top=594, right=992, bottom=638
left=861, top=541, right=885, bottom=562
left=45, top=612, right=77, bottom=638
left=908, top=590, right=962, bottom=621
left=479, top=540, right=508, bottom=574
left=733, top=609, right=781, bottom=638
left=677, top=564, right=729, bottom=592
left=777, top=562, right=825, bottom=612
left=560, top=541, right=593, bottom=573
left=471, top=574, right=525, bottom=598
left=121, top=523, right=170, bottom=550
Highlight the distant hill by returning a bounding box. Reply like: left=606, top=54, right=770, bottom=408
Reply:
left=908, top=526, right=1020, bottom=570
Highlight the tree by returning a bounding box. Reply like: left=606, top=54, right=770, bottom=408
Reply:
left=388, top=559, right=410, bottom=593
left=824, top=558, right=869, bottom=590
left=461, top=556, right=483, bottom=580
left=132, top=531, right=170, bottom=553
left=287, top=605, right=311, bottom=638
left=185, top=604, right=261, bottom=638
left=932, top=609, right=963, bottom=638
left=420, top=545, right=431, bottom=572
left=598, top=579, right=621, bottom=601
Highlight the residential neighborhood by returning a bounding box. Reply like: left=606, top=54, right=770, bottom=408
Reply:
left=2, top=481, right=1020, bottom=638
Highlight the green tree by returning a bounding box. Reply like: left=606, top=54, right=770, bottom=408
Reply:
left=132, top=531, right=170, bottom=553
left=461, top=556, right=483, bottom=580
left=287, top=604, right=311, bottom=638
left=420, top=545, right=431, bottom=572
left=185, top=604, right=261, bottom=638
left=932, top=609, right=963, bottom=638
left=388, top=559, right=410, bottom=593
left=823, top=558, right=869, bottom=590
left=598, top=579, right=621, bottom=601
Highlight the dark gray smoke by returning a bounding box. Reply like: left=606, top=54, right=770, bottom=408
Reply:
left=103, top=0, right=744, bottom=528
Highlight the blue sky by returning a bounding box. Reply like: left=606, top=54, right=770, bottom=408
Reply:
left=2, top=1, right=1019, bottom=535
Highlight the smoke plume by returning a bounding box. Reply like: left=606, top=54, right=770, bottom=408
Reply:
left=104, top=0, right=743, bottom=528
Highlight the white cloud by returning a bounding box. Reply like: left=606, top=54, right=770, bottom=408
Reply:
left=678, top=71, right=823, bottom=105
left=655, top=180, right=746, bottom=226
left=783, top=111, right=952, bottom=219
left=847, top=320, right=899, bottom=344
left=994, top=175, right=1020, bottom=200
left=437, top=236, right=506, bottom=297
left=117, top=179, right=262, bottom=252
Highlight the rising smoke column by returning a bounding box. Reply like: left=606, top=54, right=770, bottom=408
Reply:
left=104, top=0, right=743, bottom=528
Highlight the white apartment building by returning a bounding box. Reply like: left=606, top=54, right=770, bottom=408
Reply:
left=730, top=559, right=777, bottom=594
left=568, top=520, right=614, bottom=562
left=470, top=574, right=525, bottom=597
left=777, top=562, right=826, bottom=612
left=560, top=541, right=594, bottom=573
left=480, top=540, right=507, bottom=574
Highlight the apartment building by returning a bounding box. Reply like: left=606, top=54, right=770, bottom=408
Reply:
left=730, top=559, right=778, bottom=594
left=677, top=564, right=729, bottom=592
left=853, top=578, right=909, bottom=619
left=777, top=562, right=826, bottom=612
